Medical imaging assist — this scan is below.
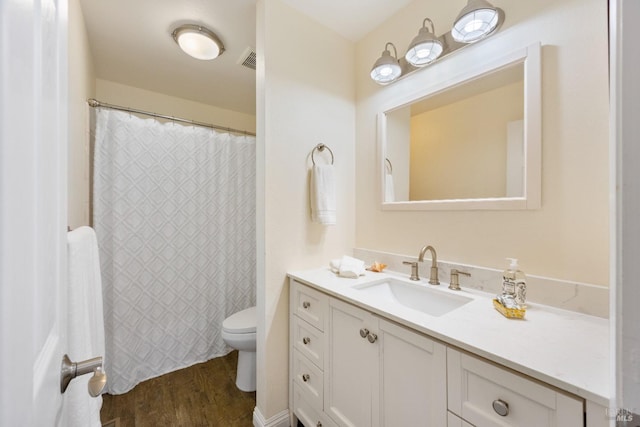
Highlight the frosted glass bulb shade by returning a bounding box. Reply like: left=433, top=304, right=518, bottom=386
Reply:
left=172, top=25, right=225, bottom=60
left=370, top=49, right=402, bottom=84
left=405, top=29, right=443, bottom=67
left=452, top=1, right=500, bottom=43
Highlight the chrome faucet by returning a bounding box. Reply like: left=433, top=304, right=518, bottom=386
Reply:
left=418, top=245, right=440, bottom=285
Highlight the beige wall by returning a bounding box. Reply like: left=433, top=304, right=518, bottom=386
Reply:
left=410, top=81, right=523, bottom=200
left=68, top=0, right=95, bottom=229
left=355, top=0, right=609, bottom=285
left=256, top=0, right=356, bottom=420
left=95, top=79, right=256, bottom=134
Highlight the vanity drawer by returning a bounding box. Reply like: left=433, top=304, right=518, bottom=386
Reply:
left=447, top=348, right=584, bottom=427
left=292, top=280, right=328, bottom=331
left=292, top=316, right=324, bottom=369
left=293, top=383, right=338, bottom=427
left=292, top=349, right=324, bottom=411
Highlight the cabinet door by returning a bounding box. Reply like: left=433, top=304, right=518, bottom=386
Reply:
left=375, top=318, right=447, bottom=427
left=325, top=298, right=377, bottom=427
left=448, top=411, right=474, bottom=427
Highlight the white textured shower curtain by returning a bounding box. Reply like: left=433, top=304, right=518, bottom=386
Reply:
left=93, top=109, right=256, bottom=394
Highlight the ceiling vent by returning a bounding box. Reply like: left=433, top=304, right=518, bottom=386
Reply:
left=238, top=47, right=256, bottom=71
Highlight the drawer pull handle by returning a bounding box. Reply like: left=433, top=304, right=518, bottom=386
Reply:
left=302, top=301, right=311, bottom=309
left=302, top=373, right=310, bottom=382
left=302, top=337, right=311, bottom=345
left=359, top=328, right=369, bottom=338
left=492, top=399, right=509, bottom=417
left=367, top=332, right=378, bottom=343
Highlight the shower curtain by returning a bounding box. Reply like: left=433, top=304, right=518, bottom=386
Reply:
left=93, top=109, right=256, bottom=394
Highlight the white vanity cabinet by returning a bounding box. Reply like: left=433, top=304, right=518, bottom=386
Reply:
left=447, top=348, right=584, bottom=427
left=290, top=280, right=585, bottom=427
left=291, top=280, right=448, bottom=427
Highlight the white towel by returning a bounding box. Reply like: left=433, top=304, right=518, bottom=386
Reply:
left=385, top=173, right=395, bottom=202
left=336, top=255, right=366, bottom=278
left=310, top=164, right=336, bottom=225
left=64, top=226, right=105, bottom=427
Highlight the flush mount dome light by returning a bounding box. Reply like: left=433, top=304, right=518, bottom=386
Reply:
left=405, top=18, right=443, bottom=67
left=452, top=0, right=504, bottom=44
left=370, top=42, right=402, bottom=85
left=172, top=24, right=225, bottom=60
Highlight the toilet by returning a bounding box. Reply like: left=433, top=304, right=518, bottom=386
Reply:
left=222, top=306, right=257, bottom=392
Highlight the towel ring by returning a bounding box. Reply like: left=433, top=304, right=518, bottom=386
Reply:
left=385, top=158, right=393, bottom=174
left=311, top=143, right=334, bottom=165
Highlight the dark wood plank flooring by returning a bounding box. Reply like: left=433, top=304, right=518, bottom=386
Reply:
left=100, top=351, right=255, bottom=427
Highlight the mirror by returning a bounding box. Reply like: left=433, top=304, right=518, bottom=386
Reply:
left=379, top=43, right=541, bottom=210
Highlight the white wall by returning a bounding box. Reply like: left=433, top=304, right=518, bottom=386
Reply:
left=256, top=0, right=356, bottom=420
left=355, top=0, right=609, bottom=286
left=95, top=79, right=256, bottom=134
left=68, top=0, right=95, bottom=229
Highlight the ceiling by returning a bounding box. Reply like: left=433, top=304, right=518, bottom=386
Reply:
left=79, top=0, right=413, bottom=116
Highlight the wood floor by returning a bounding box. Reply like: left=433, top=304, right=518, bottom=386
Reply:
left=100, top=351, right=256, bottom=427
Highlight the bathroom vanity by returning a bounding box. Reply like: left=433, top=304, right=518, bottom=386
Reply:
left=288, top=268, right=609, bottom=427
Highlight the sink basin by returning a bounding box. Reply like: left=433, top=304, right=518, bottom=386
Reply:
left=354, top=278, right=472, bottom=317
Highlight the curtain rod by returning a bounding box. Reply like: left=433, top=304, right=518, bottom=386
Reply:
left=87, top=98, right=256, bottom=137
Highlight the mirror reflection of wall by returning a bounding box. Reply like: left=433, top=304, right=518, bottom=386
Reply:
left=386, top=63, right=525, bottom=202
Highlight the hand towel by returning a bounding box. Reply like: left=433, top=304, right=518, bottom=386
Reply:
left=338, top=255, right=366, bottom=278
left=329, top=258, right=341, bottom=274
left=65, top=226, right=105, bottom=427
left=385, top=173, right=395, bottom=202
left=310, top=164, right=336, bottom=225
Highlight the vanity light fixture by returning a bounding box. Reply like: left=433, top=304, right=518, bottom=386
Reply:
left=370, top=42, right=402, bottom=85
left=172, top=24, right=225, bottom=60
left=405, top=18, right=443, bottom=67
left=452, top=0, right=504, bottom=43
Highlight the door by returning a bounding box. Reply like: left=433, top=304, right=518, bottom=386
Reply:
left=375, top=318, right=447, bottom=427
left=325, top=298, right=377, bottom=427
left=0, top=0, right=69, bottom=425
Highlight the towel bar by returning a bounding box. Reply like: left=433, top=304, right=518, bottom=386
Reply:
left=311, top=143, right=334, bottom=165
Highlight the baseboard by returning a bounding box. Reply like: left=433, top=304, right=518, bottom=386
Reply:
left=253, top=406, right=290, bottom=427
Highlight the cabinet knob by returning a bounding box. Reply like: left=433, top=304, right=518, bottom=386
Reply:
left=367, top=332, right=378, bottom=343
left=302, top=301, right=311, bottom=309
left=302, top=337, right=311, bottom=345
left=302, top=373, right=310, bottom=382
left=316, top=422, right=322, bottom=427
left=359, top=328, right=369, bottom=338
left=492, top=399, right=509, bottom=417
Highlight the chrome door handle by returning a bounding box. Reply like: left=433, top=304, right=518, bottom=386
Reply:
left=60, top=354, right=107, bottom=397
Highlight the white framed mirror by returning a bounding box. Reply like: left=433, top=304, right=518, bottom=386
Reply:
left=379, top=42, right=541, bottom=210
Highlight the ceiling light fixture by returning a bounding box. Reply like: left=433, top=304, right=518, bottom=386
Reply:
left=171, top=24, right=225, bottom=60
left=370, top=42, right=402, bottom=85
left=405, top=18, right=443, bottom=67
left=452, top=0, right=504, bottom=44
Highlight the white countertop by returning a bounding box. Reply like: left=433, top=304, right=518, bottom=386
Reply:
left=288, top=268, right=611, bottom=406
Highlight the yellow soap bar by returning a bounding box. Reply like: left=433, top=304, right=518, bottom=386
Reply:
left=493, top=298, right=526, bottom=319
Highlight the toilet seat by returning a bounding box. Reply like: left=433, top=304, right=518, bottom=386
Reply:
left=222, top=306, right=256, bottom=334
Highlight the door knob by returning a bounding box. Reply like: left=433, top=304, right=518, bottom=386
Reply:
left=60, top=354, right=107, bottom=397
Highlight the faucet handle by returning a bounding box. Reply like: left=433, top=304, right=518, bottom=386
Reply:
left=402, top=261, right=420, bottom=281
left=449, top=269, right=470, bottom=290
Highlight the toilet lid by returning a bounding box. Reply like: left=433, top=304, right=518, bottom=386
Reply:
left=222, top=306, right=256, bottom=334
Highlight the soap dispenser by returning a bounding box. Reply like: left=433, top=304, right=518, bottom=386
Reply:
left=502, top=258, right=527, bottom=306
